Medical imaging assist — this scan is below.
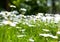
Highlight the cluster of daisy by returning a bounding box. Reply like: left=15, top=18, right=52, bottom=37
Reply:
left=0, top=11, right=60, bottom=27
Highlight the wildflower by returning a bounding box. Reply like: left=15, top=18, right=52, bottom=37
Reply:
left=29, top=38, right=34, bottom=42
left=49, top=35, right=58, bottom=39
left=46, top=16, right=52, bottom=22
left=11, top=10, right=18, bottom=14
left=2, top=20, right=11, bottom=25
left=20, top=8, right=26, bottom=11
left=2, top=20, right=16, bottom=27
left=41, top=16, right=46, bottom=22
left=57, top=31, right=60, bottom=34
left=1, top=11, right=8, bottom=16
left=54, top=17, right=60, bottom=23
left=45, top=13, right=53, bottom=16
left=54, top=14, right=60, bottom=17
left=5, top=12, right=11, bottom=16
left=10, top=23, right=16, bottom=27
left=39, top=33, right=58, bottom=39
left=14, top=22, right=18, bottom=24
left=42, top=29, right=49, bottom=32
left=10, top=5, right=16, bottom=8
left=39, top=34, right=50, bottom=37
left=36, top=16, right=41, bottom=19
left=37, top=13, right=43, bottom=16
left=17, top=35, right=26, bottom=38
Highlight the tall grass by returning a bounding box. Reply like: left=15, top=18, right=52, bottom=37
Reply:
left=0, top=19, right=59, bottom=42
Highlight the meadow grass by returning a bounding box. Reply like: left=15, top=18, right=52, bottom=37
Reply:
left=0, top=19, right=59, bottom=42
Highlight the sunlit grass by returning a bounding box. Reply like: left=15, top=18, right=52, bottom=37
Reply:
left=0, top=19, right=59, bottom=42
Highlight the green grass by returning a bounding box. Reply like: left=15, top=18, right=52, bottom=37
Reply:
left=0, top=19, right=59, bottom=42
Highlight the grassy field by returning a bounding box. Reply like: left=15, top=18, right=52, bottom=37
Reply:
left=0, top=18, right=60, bottom=42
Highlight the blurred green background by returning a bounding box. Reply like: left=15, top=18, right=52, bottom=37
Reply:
left=0, top=0, right=60, bottom=15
